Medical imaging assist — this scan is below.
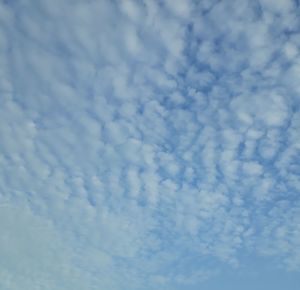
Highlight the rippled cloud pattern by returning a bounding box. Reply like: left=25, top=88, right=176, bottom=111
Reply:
left=0, top=0, right=300, bottom=289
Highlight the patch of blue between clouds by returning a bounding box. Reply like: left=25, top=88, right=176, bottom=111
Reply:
left=0, top=0, right=300, bottom=290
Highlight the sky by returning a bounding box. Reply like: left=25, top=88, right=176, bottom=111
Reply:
left=0, top=0, right=300, bottom=289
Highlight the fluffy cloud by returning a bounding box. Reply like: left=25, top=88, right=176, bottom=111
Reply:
left=1, top=0, right=300, bottom=289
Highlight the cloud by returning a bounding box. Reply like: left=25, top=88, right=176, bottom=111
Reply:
left=1, top=0, right=300, bottom=289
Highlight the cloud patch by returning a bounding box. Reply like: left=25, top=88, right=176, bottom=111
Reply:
left=1, top=0, right=300, bottom=289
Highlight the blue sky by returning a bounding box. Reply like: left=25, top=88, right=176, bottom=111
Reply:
left=0, top=0, right=300, bottom=289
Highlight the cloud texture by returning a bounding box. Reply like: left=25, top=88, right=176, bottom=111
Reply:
left=0, top=0, right=300, bottom=289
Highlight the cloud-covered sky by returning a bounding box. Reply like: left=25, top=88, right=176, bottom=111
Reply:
left=1, top=0, right=300, bottom=289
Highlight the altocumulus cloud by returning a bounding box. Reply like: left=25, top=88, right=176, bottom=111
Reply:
left=0, top=0, right=300, bottom=289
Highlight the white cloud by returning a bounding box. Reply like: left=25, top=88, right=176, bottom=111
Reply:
left=243, top=161, right=263, bottom=176
left=231, top=93, right=289, bottom=127
left=1, top=0, right=300, bottom=289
